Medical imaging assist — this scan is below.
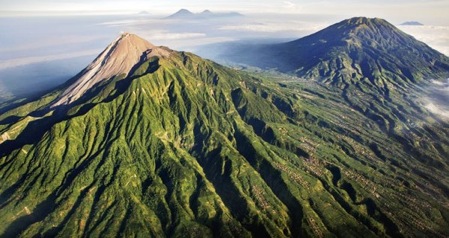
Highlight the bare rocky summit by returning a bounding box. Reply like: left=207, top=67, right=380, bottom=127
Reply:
left=52, top=33, right=170, bottom=107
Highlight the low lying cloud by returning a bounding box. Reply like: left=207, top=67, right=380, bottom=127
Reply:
left=0, top=50, right=99, bottom=70
left=145, top=31, right=206, bottom=40
left=220, top=23, right=294, bottom=33
left=426, top=103, right=449, bottom=119
left=220, top=21, right=324, bottom=34
left=0, top=35, right=107, bottom=54
left=99, top=19, right=144, bottom=26
left=424, top=79, right=449, bottom=119
left=0, top=81, right=14, bottom=102
left=399, top=25, right=449, bottom=56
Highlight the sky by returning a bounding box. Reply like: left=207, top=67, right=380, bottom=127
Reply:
left=1, top=0, right=449, bottom=24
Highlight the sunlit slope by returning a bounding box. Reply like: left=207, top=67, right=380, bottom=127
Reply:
left=0, top=34, right=448, bottom=237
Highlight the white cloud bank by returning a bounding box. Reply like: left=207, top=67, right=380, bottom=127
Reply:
left=424, top=79, right=449, bottom=120
left=426, top=103, right=449, bottom=119
left=0, top=50, right=99, bottom=70
left=220, top=22, right=323, bottom=33
left=399, top=25, right=449, bottom=56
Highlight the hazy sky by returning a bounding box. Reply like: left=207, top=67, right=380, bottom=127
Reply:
left=1, top=0, right=449, bottom=24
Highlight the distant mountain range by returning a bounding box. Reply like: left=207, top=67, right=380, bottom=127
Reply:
left=137, top=11, right=150, bottom=15
left=1, top=18, right=449, bottom=237
left=165, top=9, right=243, bottom=19
left=400, top=21, right=424, bottom=26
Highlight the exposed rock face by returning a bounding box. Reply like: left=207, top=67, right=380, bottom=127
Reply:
left=52, top=33, right=170, bottom=107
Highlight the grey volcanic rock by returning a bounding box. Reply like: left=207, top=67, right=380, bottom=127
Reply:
left=52, top=33, right=170, bottom=107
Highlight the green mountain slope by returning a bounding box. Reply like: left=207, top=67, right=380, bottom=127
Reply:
left=220, top=17, right=449, bottom=89
left=0, top=32, right=449, bottom=238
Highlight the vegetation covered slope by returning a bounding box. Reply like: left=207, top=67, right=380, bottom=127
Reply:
left=0, top=32, right=449, bottom=238
left=220, top=17, right=449, bottom=90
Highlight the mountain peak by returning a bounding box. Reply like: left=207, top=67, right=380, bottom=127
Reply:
left=109, top=33, right=171, bottom=59
left=166, top=9, right=195, bottom=18
left=288, top=17, right=449, bottom=83
left=116, top=32, right=154, bottom=49
left=286, top=17, right=418, bottom=51
left=201, top=10, right=213, bottom=15
left=330, top=17, right=397, bottom=39
left=52, top=33, right=170, bottom=107
left=343, top=17, right=386, bottom=26
left=177, top=8, right=192, bottom=14
left=401, top=21, right=424, bottom=26
left=220, top=17, right=449, bottom=89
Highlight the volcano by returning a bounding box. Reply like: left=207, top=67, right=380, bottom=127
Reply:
left=1, top=27, right=449, bottom=237
left=222, top=17, right=449, bottom=89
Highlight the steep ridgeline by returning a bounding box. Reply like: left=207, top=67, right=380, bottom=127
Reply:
left=222, top=17, right=449, bottom=90
left=52, top=33, right=170, bottom=107
left=1, top=33, right=449, bottom=238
